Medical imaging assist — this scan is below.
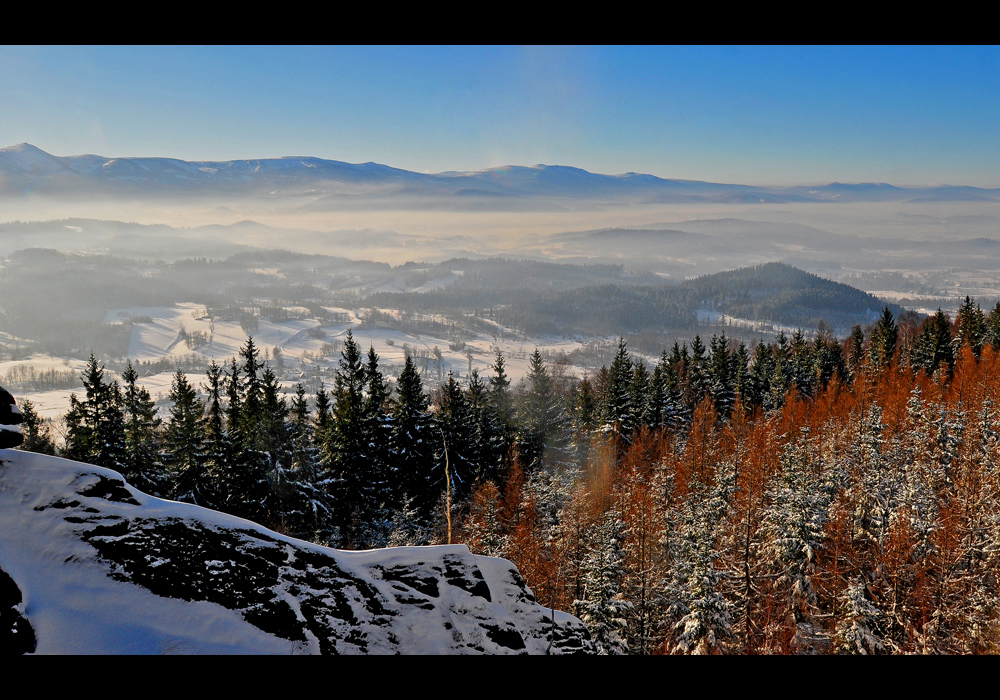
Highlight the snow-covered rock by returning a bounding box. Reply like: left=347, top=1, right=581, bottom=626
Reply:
left=0, top=449, right=592, bottom=654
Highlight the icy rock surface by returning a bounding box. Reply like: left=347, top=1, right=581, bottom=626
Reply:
left=0, top=450, right=592, bottom=654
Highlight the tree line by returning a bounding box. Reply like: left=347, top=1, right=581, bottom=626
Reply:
left=16, top=297, right=1000, bottom=652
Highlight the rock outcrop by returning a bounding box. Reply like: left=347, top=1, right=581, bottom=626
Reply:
left=0, top=449, right=593, bottom=654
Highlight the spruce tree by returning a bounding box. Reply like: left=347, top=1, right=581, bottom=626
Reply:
left=846, top=324, right=866, bottom=381
left=364, top=346, right=393, bottom=509
left=122, top=360, right=164, bottom=496
left=437, top=372, right=476, bottom=503
left=322, top=330, right=375, bottom=545
left=281, top=384, right=332, bottom=539
left=576, top=510, right=632, bottom=655
left=466, top=368, right=503, bottom=484
left=222, top=341, right=270, bottom=523
left=986, top=302, right=1000, bottom=351
left=517, top=349, right=569, bottom=472
left=163, top=370, right=209, bottom=505
left=202, top=360, right=228, bottom=502
left=955, top=295, right=986, bottom=357
left=260, top=364, right=292, bottom=527
left=708, top=333, right=735, bottom=416
left=391, top=354, right=436, bottom=516
left=17, top=399, right=55, bottom=455
left=869, top=306, right=898, bottom=371
left=601, top=338, right=635, bottom=441
left=665, top=460, right=735, bottom=655
left=64, top=354, right=126, bottom=472
left=910, top=309, right=955, bottom=376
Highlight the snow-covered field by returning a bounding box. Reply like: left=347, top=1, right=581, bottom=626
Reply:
left=7, top=303, right=593, bottom=427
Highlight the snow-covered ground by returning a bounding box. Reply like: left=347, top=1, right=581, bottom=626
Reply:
left=0, top=449, right=592, bottom=654
left=8, top=302, right=594, bottom=426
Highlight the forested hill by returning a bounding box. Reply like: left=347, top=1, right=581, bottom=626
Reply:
left=679, top=262, right=904, bottom=331
left=366, top=260, right=902, bottom=337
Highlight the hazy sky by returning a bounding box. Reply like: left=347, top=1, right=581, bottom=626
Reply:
left=3, top=46, right=999, bottom=187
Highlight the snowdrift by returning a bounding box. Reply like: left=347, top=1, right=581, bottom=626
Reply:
left=0, top=449, right=592, bottom=654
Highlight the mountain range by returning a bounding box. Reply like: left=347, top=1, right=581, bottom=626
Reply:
left=3, top=143, right=997, bottom=205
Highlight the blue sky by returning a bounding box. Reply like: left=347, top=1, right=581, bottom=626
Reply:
left=2, top=46, right=998, bottom=186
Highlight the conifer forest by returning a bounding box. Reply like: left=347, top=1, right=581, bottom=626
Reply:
left=17, top=297, right=1000, bottom=654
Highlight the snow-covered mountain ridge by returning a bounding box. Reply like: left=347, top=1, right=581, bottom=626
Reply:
left=3, top=143, right=997, bottom=203
left=0, top=449, right=592, bottom=654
